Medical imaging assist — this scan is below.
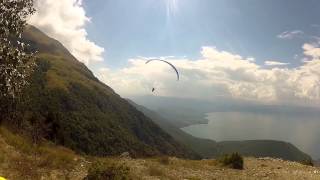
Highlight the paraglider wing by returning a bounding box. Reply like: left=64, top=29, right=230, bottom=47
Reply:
left=145, top=59, right=180, bottom=80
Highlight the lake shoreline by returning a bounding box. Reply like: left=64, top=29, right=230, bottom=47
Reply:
left=180, top=111, right=320, bottom=160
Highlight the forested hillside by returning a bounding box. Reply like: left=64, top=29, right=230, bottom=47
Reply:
left=2, top=25, right=198, bottom=158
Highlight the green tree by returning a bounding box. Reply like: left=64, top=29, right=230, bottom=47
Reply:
left=0, top=0, right=36, bottom=123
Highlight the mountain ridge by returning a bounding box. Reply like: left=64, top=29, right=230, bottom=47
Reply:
left=3, top=25, right=198, bottom=159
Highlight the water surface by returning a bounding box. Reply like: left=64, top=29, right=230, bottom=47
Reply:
left=182, top=112, right=320, bottom=159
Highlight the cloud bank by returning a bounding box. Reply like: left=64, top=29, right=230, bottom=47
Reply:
left=28, top=0, right=104, bottom=65
left=97, top=44, right=320, bottom=105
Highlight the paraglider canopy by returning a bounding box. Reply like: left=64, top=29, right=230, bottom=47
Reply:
left=145, top=59, right=180, bottom=81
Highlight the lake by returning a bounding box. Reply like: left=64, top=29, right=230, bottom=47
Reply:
left=181, top=112, right=320, bottom=159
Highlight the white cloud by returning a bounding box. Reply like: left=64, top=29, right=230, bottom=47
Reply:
left=28, top=0, right=104, bottom=65
left=96, top=46, right=320, bottom=105
left=303, top=43, right=320, bottom=58
left=265, top=60, right=289, bottom=66
left=277, top=30, right=304, bottom=39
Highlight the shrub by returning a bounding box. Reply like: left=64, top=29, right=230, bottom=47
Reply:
left=300, top=158, right=314, bottom=166
left=218, top=152, right=244, bottom=170
left=84, top=160, right=131, bottom=180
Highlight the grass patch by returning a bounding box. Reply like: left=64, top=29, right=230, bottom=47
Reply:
left=85, top=159, right=132, bottom=180
left=0, top=127, right=34, bottom=155
left=37, top=145, right=77, bottom=170
left=10, top=156, right=42, bottom=179
left=148, top=165, right=165, bottom=177
left=0, top=126, right=79, bottom=179
left=158, top=156, right=170, bottom=165
left=218, top=152, right=244, bottom=170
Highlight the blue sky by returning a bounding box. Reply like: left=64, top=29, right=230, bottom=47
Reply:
left=30, top=0, right=320, bottom=104
left=83, top=0, right=320, bottom=69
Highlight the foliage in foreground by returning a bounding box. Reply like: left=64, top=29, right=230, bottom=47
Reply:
left=218, top=152, right=244, bottom=170
left=0, top=0, right=36, bottom=123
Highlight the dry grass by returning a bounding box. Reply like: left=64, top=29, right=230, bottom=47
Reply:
left=0, top=126, right=83, bottom=180
left=184, top=177, right=202, bottom=180
left=37, top=145, right=77, bottom=169
left=1, top=126, right=320, bottom=180
left=0, top=151, right=5, bottom=164
left=148, top=165, right=165, bottom=177
left=157, top=156, right=170, bottom=165
left=9, top=155, right=42, bottom=179
left=0, top=127, right=35, bottom=154
left=84, top=159, right=132, bottom=180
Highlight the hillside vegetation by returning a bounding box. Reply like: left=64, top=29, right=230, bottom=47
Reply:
left=2, top=25, right=197, bottom=159
left=217, top=140, right=311, bottom=162
left=0, top=127, right=319, bottom=180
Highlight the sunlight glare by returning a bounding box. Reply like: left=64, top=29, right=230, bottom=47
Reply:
left=165, top=0, right=179, bottom=18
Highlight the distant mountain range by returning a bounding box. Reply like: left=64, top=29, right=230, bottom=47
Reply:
left=128, top=99, right=312, bottom=162
left=130, top=95, right=320, bottom=128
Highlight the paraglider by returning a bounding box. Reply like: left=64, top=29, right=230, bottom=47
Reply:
left=145, top=59, right=180, bottom=81
left=145, top=59, right=180, bottom=93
